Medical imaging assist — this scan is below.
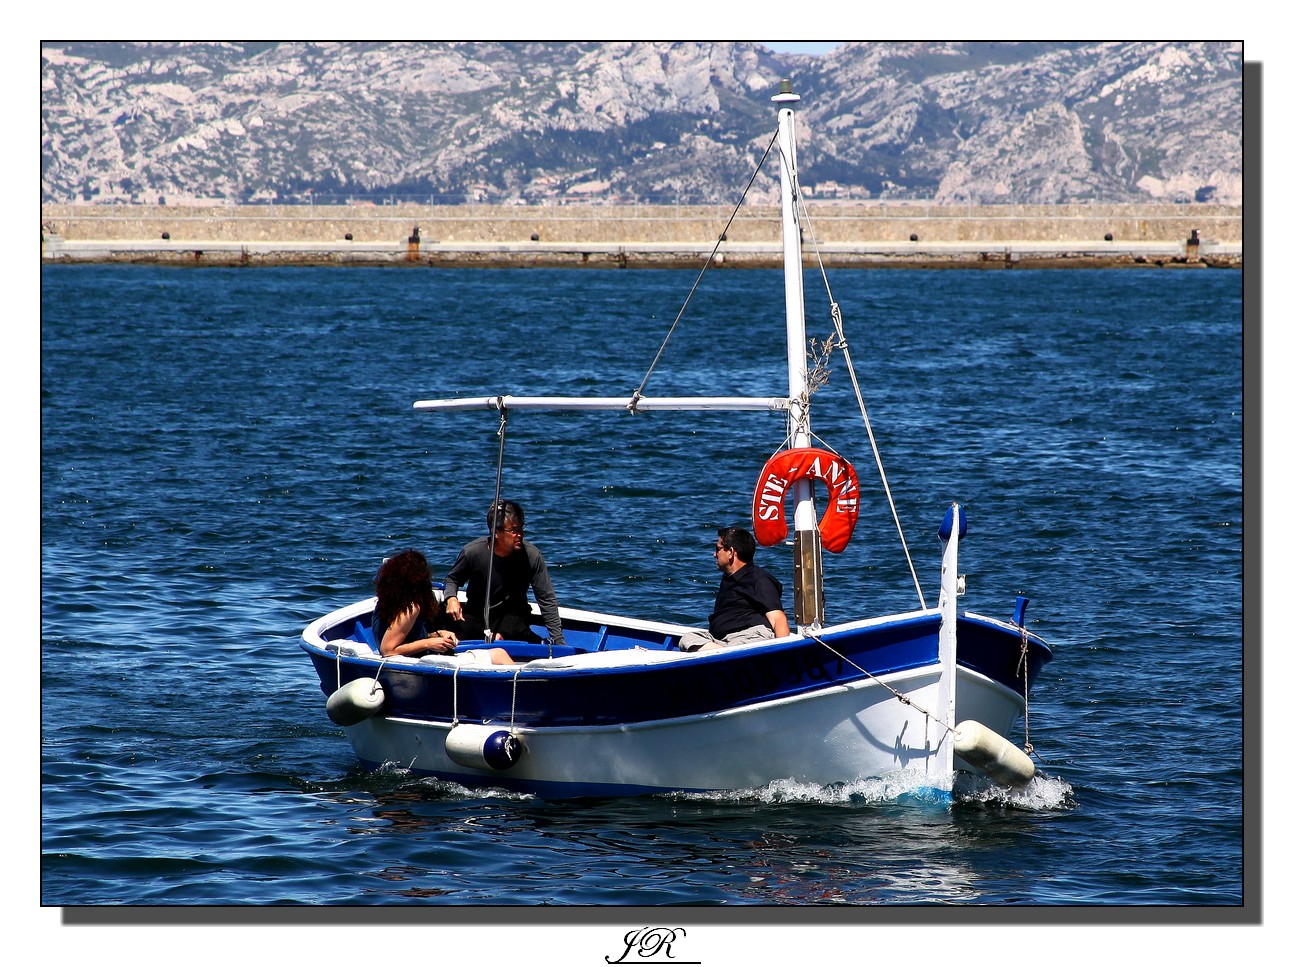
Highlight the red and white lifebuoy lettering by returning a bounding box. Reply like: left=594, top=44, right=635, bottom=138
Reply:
left=752, top=447, right=860, bottom=553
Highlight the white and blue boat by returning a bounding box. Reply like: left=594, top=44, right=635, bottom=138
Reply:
left=300, top=81, right=1052, bottom=799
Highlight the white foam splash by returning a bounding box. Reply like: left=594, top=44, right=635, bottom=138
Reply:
left=669, top=770, right=1075, bottom=809
left=368, top=760, right=1074, bottom=809
left=669, top=769, right=952, bottom=805
left=953, top=771, right=1076, bottom=810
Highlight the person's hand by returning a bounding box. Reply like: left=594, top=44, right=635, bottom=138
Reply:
left=445, top=597, right=463, bottom=621
left=426, top=630, right=458, bottom=654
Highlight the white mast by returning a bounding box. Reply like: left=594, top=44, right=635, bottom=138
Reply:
left=774, top=80, right=823, bottom=629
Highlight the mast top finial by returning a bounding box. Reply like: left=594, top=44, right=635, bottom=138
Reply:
left=772, top=78, right=800, bottom=104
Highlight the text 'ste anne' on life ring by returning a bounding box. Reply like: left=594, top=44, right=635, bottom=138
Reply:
left=752, top=447, right=860, bottom=553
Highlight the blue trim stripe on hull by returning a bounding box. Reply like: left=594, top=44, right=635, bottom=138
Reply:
left=309, top=615, right=942, bottom=728
left=305, top=611, right=1049, bottom=731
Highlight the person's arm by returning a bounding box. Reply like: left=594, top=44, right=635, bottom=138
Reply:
left=443, top=545, right=473, bottom=622
left=766, top=608, right=791, bottom=638
left=444, top=593, right=463, bottom=622
left=527, top=545, right=566, bottom=645
left=748, top=568, right=789, bottom=638
left=380, top=604, right=457, bottom=657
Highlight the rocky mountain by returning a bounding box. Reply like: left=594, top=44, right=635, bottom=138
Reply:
left=40, top=41, right=1243, bottom=206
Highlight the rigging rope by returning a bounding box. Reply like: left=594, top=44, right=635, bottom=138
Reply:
left=786, top=155, right=927, bottom=609
left=783, top=159, right=1041, bottom=763
left=628, top=128, right=780, bottom=409
left=482, top=400, right=510, bottom=642
left=629, top=119, right=934, bottom=610
left=809, top=632, right=954, bottom=738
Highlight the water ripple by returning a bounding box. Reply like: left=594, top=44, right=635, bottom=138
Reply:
left=41, top=265, right=1244, bottom=907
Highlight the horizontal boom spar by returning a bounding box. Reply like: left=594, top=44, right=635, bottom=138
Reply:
left=413, top=395, right=789, bottom=413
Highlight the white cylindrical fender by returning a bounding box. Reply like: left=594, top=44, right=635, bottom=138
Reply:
left=953, top=719, right=1035, bottom=787
left=325, top=678, right=385, bottom=726
left=445, top=724, right=524, bottom=771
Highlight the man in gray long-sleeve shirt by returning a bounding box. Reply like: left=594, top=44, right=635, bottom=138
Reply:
left=443, top=499, right=566, bottom=645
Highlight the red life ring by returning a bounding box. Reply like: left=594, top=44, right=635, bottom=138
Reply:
left=752, top=447, right=861, bottom=553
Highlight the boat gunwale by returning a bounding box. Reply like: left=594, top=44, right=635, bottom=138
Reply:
left=301, top=596, right=1050, bottom=677
left=298, top=611, right=942, bottom=679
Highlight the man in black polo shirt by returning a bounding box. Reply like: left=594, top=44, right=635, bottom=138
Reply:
left=678, top=526, right=791, bottom=653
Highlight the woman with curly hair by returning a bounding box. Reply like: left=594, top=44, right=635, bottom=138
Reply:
left=372, top=549, right=511, bottom=664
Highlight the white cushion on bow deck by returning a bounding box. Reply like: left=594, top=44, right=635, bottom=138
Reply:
left=325, top=641, right=376, bottom=657
left=526, top=650, right=688, bottom=670
left=417, top=650, right=497, bottom=666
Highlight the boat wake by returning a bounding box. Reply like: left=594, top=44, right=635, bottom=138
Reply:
left=346, top=760, right=1073, bottom=811
left=669, top=770, right=1075, bottom=811
left=351, top=761, right=538, bottom=801
left=952, top=771, right=1076, bottom=811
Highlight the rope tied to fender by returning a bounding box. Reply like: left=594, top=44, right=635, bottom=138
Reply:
left=510, top=665, right=523, bottom=732
left=451, top=663, right=461, bottom=725
left=1016, top=625, right=1038, bottom=761
left=333, top=647, right=388, bottom=695
left=450, top=655, right=524, bottom=735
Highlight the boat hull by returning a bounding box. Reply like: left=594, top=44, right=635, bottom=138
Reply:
left=301, top=601, right=1049, bottom=798
left=345, top=665, right=1021, bottom=797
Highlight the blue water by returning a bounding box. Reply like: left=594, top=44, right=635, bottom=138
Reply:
left=40, top=263, right=1245, bottom=913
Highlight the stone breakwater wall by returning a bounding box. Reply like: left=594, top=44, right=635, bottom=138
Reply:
left=40, top=203, right=1243, bottom=268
